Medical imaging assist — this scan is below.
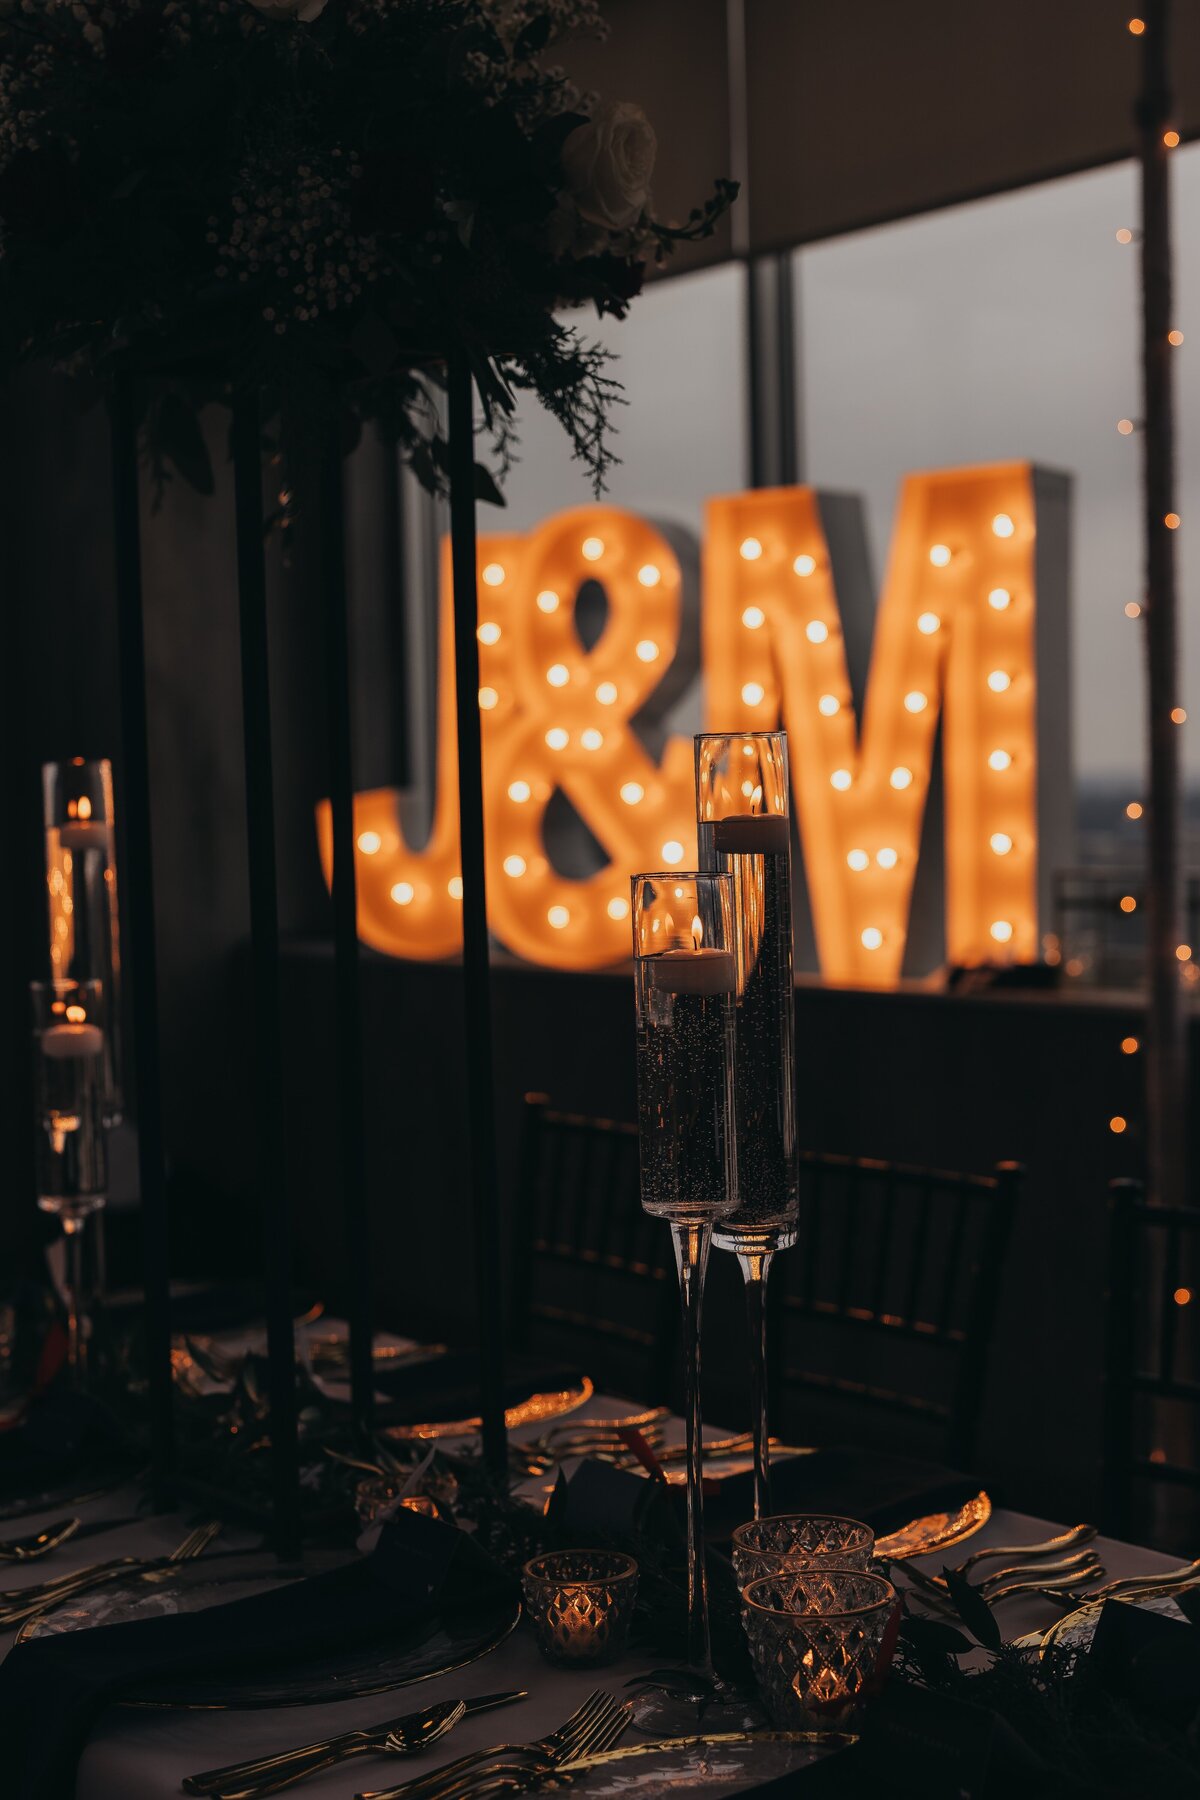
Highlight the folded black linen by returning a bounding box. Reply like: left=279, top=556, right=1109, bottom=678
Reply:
left=0, top=1508, right=517, bottom=1800
left=704, top=1444, right=981, bottom=1540
left=373, top=1350, right=582, bottom=1426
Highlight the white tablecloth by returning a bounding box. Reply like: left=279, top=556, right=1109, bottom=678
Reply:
left=0, top=1398, right=1181, bottom=1800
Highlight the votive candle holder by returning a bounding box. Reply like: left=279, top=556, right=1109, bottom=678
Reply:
left=741, top=1568, right=897, bottom=1731
left=732, top=1514, right=874, bottom=1588
left=521, top=1550, right=638, bottom=1666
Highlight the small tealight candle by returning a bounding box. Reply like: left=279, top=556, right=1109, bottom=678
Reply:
left=711, top=814, right=790, bottom=855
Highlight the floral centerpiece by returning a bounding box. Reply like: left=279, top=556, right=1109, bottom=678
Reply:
left=0, top=0, right=735, bottom=497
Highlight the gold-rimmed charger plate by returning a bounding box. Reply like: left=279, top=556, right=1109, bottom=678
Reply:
left=383, top=1376, right=594, bottom=1441
left=874, top=1490, right=992, bottom=1562
left=19, top=1557, right=522, bottom=1709
left=543, top=1731, right=857, bottom=1794
left=1012, top=1586, right=1197, bottom=1659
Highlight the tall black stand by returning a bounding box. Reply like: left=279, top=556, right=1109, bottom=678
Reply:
left=1138, top=2, right=1186, bottom=1210
left=446, top=355, right=508, bottom=1477
left=232, top=390, right=300, bottom=1555
left=110, top=374, right=175, bottom=1508
left=320, top=404, right=374, bottom=1448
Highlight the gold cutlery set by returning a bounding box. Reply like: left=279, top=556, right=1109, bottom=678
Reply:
left=0, top=1520, right=221, bottom=1632
left=183, top=1690, right=530, bottom=1800
left=183, top=1689, right=630, bottom=1800
left=889, top=1522, right=1200, bottom=1618
left=509, top=1409, right=807, bottom=1481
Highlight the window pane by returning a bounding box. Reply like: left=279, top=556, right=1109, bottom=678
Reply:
left=796, top=151, right=1200, bottom=796
left=497, top=263, right=748, bottom=540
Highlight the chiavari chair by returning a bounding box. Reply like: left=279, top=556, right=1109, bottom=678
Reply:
left=1104, top=1178, right=1200, bottom=1546
left=509, top=1094, right=678, bottom=1404
left=772, top=1153, right=1021, bottom=1470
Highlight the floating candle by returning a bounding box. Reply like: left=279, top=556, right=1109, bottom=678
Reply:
left=41, top=1023, right=104, bottom=1059
left=54, top=822, right=109, bottom=853
left=650, top=947, right=737, bottom=994
left=712, top=814, right=790, bottom=855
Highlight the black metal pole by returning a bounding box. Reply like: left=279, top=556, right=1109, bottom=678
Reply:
left=109, top=374, right=175, bottom=1508
left=381, top=436, right=412, bottom=787
left=231, top=390, right=300, bottom=1555
left=1137, top=1, right=1186, bottom=1210
left=446, top=354, right=508, bottom=1477
left=320, top=401, right=373, bottom=1448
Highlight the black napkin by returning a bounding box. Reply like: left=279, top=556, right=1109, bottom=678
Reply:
left=703, top=1445, right=979, bottom=1540
left=373, top=1349, right=582, bottom=1426
left=0, top=1507, right=517, bottom=1800
left=1087, top=1596, right=1200, bottom=1727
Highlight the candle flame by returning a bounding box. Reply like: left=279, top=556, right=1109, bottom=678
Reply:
left=691, top=914, right=703, bottom=951
left=751, top=784, right=763, bottom=809
left=77, top=795, right=92, bottom=820
left=65, top=1004, right=86, bottom=1023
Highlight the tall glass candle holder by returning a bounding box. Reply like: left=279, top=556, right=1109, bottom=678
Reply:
left=695, top=731, right=798, bottom=1518
left=632, top=871, right=737, bottom=1694
left=31, top=979, right=108, bottom=1381
left=43, top=759, right=123, bottom=1124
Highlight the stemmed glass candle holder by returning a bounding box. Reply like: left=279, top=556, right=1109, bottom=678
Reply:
left=30, top=980, right=108, bottom=1380
left=632, top=871, right=738, bottom=1687
left=43, top=759, right=122, bottom=1124
left=695, top=732, right=797, bottom=1517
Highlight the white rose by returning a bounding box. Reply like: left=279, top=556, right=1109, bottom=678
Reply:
left=248, top=0, right=328, bottom=21
left=561, top=101, right=656, bottom=233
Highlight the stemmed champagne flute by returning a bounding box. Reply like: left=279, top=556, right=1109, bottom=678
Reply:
left=631, top=871, right=738, bottom=1691
left=30, top=980, right=108, bottom=1381
left=695, top=731, right=798, bottom=1517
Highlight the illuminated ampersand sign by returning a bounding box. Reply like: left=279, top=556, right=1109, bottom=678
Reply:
left=318, top=507, right=696, bottom=969
left=478, top=507, right=695, bottom=967
left=703, top=464, right=1042, bottom=984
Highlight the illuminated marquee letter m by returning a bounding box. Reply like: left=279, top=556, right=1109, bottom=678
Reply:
left=703, top=465, right=1071, bottom=984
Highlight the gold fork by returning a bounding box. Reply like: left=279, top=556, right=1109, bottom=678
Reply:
left=412, top=1707, right=629, bottom=1800
left=355, top=1690, right=627, bottom=1800
left=2, top=1520, right=221, bottom=1630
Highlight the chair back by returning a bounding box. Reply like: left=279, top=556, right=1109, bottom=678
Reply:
left=773, top=1152, right=1021, bottom=1469
left=1104, top=1179, right=1200, bottom=1545
left=510, top=1094, right=678, bottom=1404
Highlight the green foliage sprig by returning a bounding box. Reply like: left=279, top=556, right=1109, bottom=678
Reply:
left=0, top=0, right=735, bottom=499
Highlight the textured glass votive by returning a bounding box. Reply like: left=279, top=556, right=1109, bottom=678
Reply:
left=742, top=1569, right=897, bottom=1730
left=522, top=1550, right=638, bottom=1666
left=732, top=1514, right=875, bottom=1588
